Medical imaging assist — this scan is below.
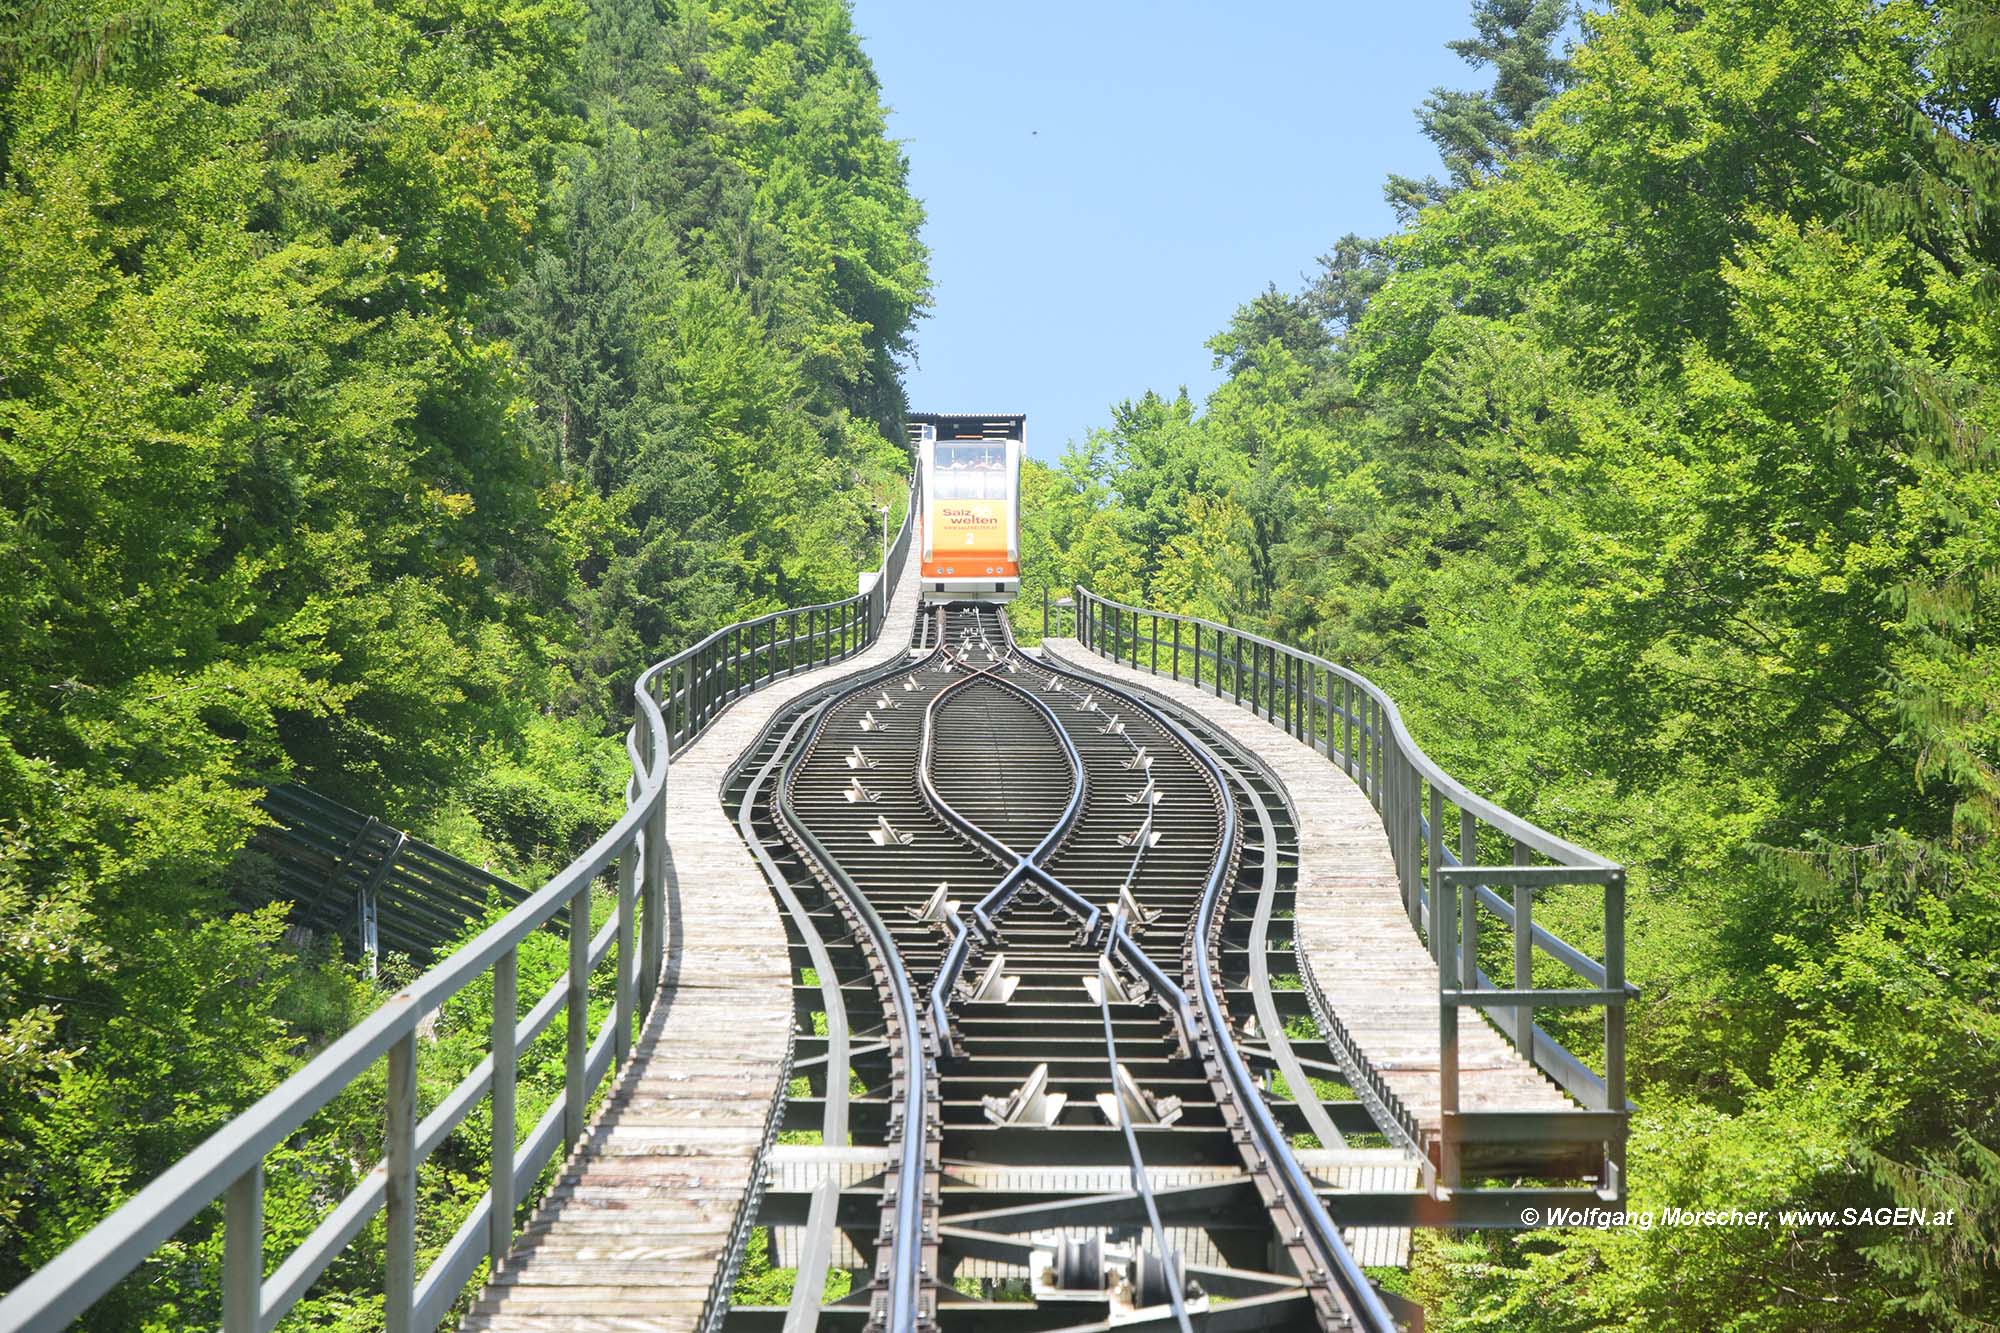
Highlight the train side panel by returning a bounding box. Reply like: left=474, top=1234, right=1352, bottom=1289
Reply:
left=912, top=414, right=1023, bottom=604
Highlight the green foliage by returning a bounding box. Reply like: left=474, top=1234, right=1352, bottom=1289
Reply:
left=1035, top=0, right=2000, bottom=1324
left=0, top=0, right=923, bottom=1323
left=503, top=0, right=923, bottom=712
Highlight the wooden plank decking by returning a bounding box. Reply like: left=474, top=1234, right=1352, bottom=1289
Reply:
left=463, top=570, right=923, bottom=1332
left=1038, top=639, right=1572, bottom=1164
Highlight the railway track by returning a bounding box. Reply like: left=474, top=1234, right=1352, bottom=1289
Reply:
left=721, top=604, right=1407, bottom=1333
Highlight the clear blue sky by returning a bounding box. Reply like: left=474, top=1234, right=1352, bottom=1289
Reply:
left=848, top=2, right=1472, bottom=460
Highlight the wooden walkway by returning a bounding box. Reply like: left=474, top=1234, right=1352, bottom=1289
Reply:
left=1038, top=640, right=1572, bottom=1166
left=463, top=569, right=924, bottom=1332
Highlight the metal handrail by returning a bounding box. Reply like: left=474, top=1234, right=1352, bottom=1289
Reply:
left=1064, top=586, right=1629, bottom=1194
left=0, top=480, right=917, bottom=1333
left=662, top=485, right=917, bottom=756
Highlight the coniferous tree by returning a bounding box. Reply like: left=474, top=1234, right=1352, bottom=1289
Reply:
left=1386, top=0, right=1575, bottom=220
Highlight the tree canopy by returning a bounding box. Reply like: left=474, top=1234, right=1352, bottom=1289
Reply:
left=1018, top=0, right=2000, bottom=1325
left=0, top=0, right=924, bottom=1323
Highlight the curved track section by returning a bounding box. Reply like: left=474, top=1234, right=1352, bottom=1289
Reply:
left=722, top=606, right=1405, bottom=1333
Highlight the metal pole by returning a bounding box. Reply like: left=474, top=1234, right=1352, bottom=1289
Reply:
left=1513, top=837, right=1534, bottom=1066
left=385, top=1031, right=417, bottom=1333
left=642, top=782, right=667, bottom=1002
left=1172, top=618, right=1181, bottom=678
left=1372, top=700, right=1385, bottom=806
left=1282, top=652, right=1293, bottom=734
left=1461, top=871, right=1479, bottom=993
left=615, top=842, right=637, bottom=1065
left=1606, top=871, right=1628, bottom=1123
left=1436, top=873, right=1460, bottom=1191
left=1427, top=784, right=1443, bottom=944
left=490, top=946, right=518, bottom=1273
left=1343, top=680, right=1353, bottom=776
left=566, top=884, right=590, bottom=1145
left=222, top=1165, right=261, bottom=1333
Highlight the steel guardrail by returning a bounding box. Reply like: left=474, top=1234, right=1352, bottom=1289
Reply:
left=1063, top=586, right=1629, bottom=1194
left=1026, top=647, right=1398, bottom=1331
left=0, top=480, right=916, bottom=1333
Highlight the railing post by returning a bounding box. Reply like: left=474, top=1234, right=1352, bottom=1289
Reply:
left=1512, top=838, right=1534, bottom=1066
left=1605, top=870, right=1627, bottom=1119
left=490, top=944, right=518, bottom=1273
left=1282, top=652, right=1293, bottom=734
left=616, top=839, right=637, bottom=1065
left=566, top=883, right=590, bottom=1145
left=1172, top=618, right=1181, bottom=678
left=222, top=1164, right=262, bottom=1333
left=1437, top=871, right=1460, bottom=1190
left=642, top=780, right=667, bottom=1004
left=1315, top=667, right=1328, bottom=753
left=1192, top=621, right=1201, bottom=689
left=677, top=661, right=689, bottom=749
left=1461, top=874, right=1479, bottom=992
left=1233, top=635, right=1242, bottom=705
left=1426, top=785, right=1443, bottom=942
left=1409, top=763, right=1425, bottom=931
left=1372, top=700, right=1385, bottom=807
left=1150, top=613, right=1158, bottom=674
left=1042, top=586, right=1049, bottom=637
left=385, top=1030, right=417, bottom=1333
left=1342, top=680, right=1353, bottom=775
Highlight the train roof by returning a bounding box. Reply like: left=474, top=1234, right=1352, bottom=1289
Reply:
left=906, top=412, right=1025, bottom=444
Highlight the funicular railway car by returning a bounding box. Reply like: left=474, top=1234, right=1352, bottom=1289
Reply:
left=908, top=411, right=1024, bottom=603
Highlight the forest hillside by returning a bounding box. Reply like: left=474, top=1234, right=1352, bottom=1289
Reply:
left=1014, top=0, right=2000, bottom=1327
left=0, top=0, right=924, bottom=1323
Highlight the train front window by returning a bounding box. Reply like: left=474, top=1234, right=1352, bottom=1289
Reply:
left=933, top=441, right=1010, bottom=500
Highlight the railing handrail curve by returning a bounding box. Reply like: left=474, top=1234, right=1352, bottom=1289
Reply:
left=0, top=476, right=918, bottom=1333
left=1070, top=588, right=1612, bottom=870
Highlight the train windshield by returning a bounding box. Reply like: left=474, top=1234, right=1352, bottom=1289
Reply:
left=932, top=441, right=1011, bottom=499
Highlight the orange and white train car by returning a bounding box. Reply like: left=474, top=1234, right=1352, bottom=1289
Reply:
left=909, top=412, right=1023, bottom=604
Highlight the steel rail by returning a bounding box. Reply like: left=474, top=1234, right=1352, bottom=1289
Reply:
left=722, top=611, right=974, bottom=1330
left=1068, top=588, right=1631, bottom=1165
left=756, top=602, right=1398, bottom=1329
left=1030, top=647, right=1400, bottom=1333
left=1093, top=931, right=1195, bottom=1333
left=921, top=629, right=1378, bottom=1328
left=917, top=658, right=1092, bottom=1042
left=735, top=709, right=853, bottom=1327
left=1218, top=735, right=1346, bottom=1152
left=913, top=658, right=1192, bottom=1330
left=774, top=681, right=937, bottom=1333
